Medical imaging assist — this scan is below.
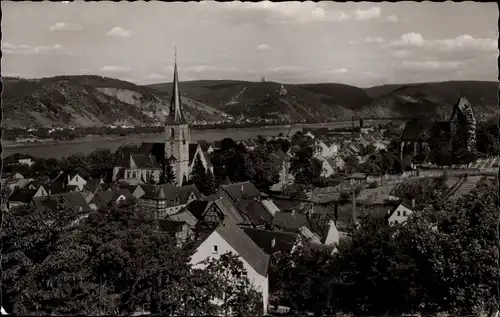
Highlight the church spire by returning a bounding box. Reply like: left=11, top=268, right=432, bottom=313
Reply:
left=168, top=47, right=185, bottom=124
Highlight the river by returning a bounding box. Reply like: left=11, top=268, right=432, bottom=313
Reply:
left=2, top=120, right=399, bottom=159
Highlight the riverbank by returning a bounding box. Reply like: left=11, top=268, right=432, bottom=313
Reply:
left=2, top=119, right=400, bottom=159
left=3, top=119, right=400, bottom=150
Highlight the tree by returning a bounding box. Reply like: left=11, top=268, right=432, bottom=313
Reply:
left=2, top=200, right=219, bottom=315
left=86, top=148, right=115, bottom=179
left=244, top=146, right=280, bottom=189
left=160, top=158, right=175, bottom=184
left=0, top=200, right=81, bottom=314
left=60, top=153, right=90, bottom=178
left=200, top=252, right=263, bottom=317
left=290, top=146, right=322, bottom=185
left=203, top=168, right=218, bottom=196
left=191, top=153, right=207, bottom=192
left=393, top=178, right=448, bottom=210
left=274, top=245, right=339, bottom=316
left=393, top=178, right=499, bottom=315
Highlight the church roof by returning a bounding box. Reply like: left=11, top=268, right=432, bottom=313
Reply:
left=167, top=52, right=186, bottom=125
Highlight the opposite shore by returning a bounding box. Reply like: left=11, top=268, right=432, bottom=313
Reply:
left=3, top=119, right=401, bottom=150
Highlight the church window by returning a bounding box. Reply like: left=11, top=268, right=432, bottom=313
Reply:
left=171, top=128, right=175, bottom=139
left=182, top=130, right=186, bottom=145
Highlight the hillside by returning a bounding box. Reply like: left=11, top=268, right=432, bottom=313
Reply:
left=148, top=80, right=498, bottom=121
left=363, top=81, right=498, bottom=120
left=2, top=76, right=230, bottom=128
left=148, top=80, right=369, bottom=122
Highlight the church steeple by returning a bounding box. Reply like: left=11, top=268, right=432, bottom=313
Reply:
left=168, top=47, right=185, bottom=124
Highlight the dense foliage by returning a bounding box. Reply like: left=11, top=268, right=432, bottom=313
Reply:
left=1, top=201, right=262, bottom=315
left=274, top=178, right=498, bottom=316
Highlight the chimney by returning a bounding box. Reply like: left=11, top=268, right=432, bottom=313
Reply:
left=412, top=199, right=415, bottom=209
left=271, top=238, right=276, bottom=248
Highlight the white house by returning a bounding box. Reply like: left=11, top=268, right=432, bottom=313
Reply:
left=321, top=159, right=336, bottom=178
left=323, top=220, right=340, bottom=246
left=388, top=200, right=415, bottom=226
left=190, top=217, right=270, bottom=315
left=313, top=140, right=337, bottom=160
left=189, top=143, right=214, bottom=174
left=68, top=173, right=87, bottom=191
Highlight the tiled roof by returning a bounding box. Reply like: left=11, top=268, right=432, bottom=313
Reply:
left=298, top=226, right=322, bottom=244
left=202, top=151, right=213, bottom=168
left=401, top=121, right=435, bottom=141
left=92, top=189, right=134, bottom=207
left=168, top=209, right=199, bottom=227
left=8, top=188, right=37, bottom=203
left=242, top=227, right=298, bottom=255
left=215, top=217, right=270, bottom=276
left=189, top=144, right=200, bottom=164
left=210, top=197, right=252, bottom=225
left=140, top=184, right=201, bottom=206
left=356, top=185, right=397, bottom=204
left=131, top=154, right=162, bottom=169
left=33, top=191, right=92, bottom=214
left=218, top=181, right=261, bottom=202
left=235, top=199, right=273, bottom=227
left=273, top=211, right=308, bottom=231
left=84, top=178, right=102, bottom=193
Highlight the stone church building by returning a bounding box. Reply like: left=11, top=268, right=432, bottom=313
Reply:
left=113, top=54, right=212, bottom=186
left=400, top=95, right=477, bottom=164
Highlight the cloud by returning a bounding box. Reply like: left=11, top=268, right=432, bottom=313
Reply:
left=1, top=42, right=68, bottom=55
left=392, top=32, right=425, bottom=47
left=106, top=27, right=133, bottom=37
left=392, top=33, right=496, bottom=53
left=257, top=44, right=270, bottom=51
left=354, top=7, right=381, bottom=21
left=364, top=37, right=385, bottom=43
left=323, top=68, right=348, bottom=74
left=269, top=66, right=310, bottom=73
left=99, top=65, right=131, bottom=73
left=208, top=2, right=394, bottom=24
left=385, top=15, right=398, bottom=23
left=398, top=60, right=462, bottom=70
left=145, top=73, right=167, bottom=80
left=184, top=65, right=237, bottom=73
left=49, top=22, right=83, bottom=32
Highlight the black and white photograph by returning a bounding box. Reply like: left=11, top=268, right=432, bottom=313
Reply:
left=1, top=1, right=499, bottom=316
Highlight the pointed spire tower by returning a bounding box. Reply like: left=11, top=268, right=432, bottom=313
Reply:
left=168, top=47, right=185, bottom=124
left=164, top=47, right=191, bottom=187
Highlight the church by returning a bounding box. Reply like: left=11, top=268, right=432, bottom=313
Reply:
left=113, top=53, right=213, bottom=186
left=400, top=95, right=477, bottom=164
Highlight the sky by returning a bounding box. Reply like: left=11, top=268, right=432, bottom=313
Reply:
left=1, top=1, right=498, bottom=87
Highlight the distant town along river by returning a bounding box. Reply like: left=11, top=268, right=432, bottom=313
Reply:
left=2, top=120, right=399, bottom=159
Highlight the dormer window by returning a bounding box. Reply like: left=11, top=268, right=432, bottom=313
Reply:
left=174, top=196, right=180, bottom=204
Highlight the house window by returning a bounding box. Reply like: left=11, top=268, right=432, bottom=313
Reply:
left=397, top=211, right=401, bottom=216
left=403, top=211, right=407, bottom=217
left=132, top=171, right=136, bottom=178
left=213, top=245, right=218, bottom=254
